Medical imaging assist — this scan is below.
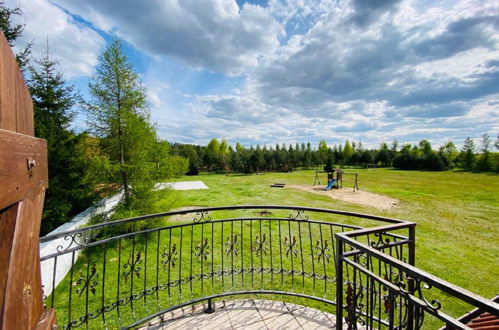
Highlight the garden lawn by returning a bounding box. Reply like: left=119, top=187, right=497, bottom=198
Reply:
left=49, top=168, right=498, bottom=329
left=159, top=169, right=498, bottom=302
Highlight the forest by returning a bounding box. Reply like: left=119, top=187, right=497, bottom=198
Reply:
left=171, top=136, right=499, bottom=175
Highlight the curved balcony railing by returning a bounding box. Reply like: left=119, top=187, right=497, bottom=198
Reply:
left=39, top=206, right=498, bottom=329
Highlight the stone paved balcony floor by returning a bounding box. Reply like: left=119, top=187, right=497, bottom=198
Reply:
left=142, top=299, right=351, bottom=329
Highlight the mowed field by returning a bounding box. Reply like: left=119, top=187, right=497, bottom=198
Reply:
left=157, top=168, right=499, bottom=301
left=48, top=168, right=498, bottom=329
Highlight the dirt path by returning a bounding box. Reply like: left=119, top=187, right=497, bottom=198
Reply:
left=286, top=184, right=399, bottom=211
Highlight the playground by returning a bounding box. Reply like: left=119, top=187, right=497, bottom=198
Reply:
left=282, top=168, right=400, bottom=210
left=286, top=184, right=399, bottom=211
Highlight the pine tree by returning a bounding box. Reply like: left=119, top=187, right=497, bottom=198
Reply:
left=176, top=144, right=201, bottom=175
left=231, top=143, right=245, bottom=173
left=476, top=133, right=492, bottom=172
left=318, top=139, right=329, bottom=164
left=253, top=145, right=265, bottom=174
left=376, top=143, right=390, bottom=167
left=0, top=1, right=31, bottom=69
left=343, top=140, right=353, bottom=163
left=29, top=45, right=95, bottom=234
left=460, top=137, right=476, bottom=171
left=87, top=38, right=158, bottom=208
left=31, top=45, right=74, bottom=138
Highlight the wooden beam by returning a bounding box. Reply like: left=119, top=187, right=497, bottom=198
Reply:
left=35, top=309, right=55, bottom=330
left=0, top=31, right=34, bottom=135
left=0, top=204, right=18, bottom=322
left=0, top=129, right=48, bottom=210
left=0, top=32, right=55, bottom=330
left=1, top=184, right=49, bottom=328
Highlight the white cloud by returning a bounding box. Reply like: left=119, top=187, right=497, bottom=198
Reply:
left=7, top=0, right=104, bottom=78
left=7, top=0, right=497, bottom=147
left=147, top=80, right=170, bottom=110
left=53, top=0, right=283, bottom=75
left=414, top=49, right=499, bottom=82
left=155, top=0, right=498, bottom=147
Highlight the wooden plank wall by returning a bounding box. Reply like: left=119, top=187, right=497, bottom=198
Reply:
left=0, top=31, right=53, bottom=329
left=0, top=130, right=48, bottom=214
left=0, top=31, right=34, bottom=135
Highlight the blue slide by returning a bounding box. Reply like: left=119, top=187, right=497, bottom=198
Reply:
left=323, top=179, right=336, bottom=191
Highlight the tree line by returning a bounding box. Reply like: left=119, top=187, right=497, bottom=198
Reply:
left=172, top=135, right=499, bottom=175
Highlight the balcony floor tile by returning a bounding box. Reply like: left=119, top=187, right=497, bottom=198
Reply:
left=140, top=299, right=353, bottom=329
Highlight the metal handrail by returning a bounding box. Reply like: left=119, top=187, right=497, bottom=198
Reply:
left=340, top=232, right=498, bottom=314
left=38, top=205, right=498, bottom=329
left=335, top=222, right=499, bottom=329
left=40, top=205, right=405, bottom=242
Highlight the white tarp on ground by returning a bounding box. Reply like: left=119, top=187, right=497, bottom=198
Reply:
left=39, top=191, right=123, bottom=297
left=154, top=181, right=209, bottom=191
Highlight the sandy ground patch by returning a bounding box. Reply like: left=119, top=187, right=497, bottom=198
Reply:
left=166, top=206, right=205, bottom=222
left=287, top=184, right=399, bottom=211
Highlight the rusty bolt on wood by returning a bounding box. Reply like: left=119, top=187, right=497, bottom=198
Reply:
left=26, top=157, right=36, bottom=176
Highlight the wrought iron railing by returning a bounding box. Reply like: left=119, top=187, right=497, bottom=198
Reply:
left=39, top=206, right=498, bottom=329
left=336, top=224, right=499, bottom=329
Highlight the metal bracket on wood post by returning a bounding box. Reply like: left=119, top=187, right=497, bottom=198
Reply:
left=27, top=157, right=36, bottom=176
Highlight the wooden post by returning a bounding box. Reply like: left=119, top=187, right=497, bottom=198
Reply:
left=0, top=32, right=55, bottom=329
left=313, top=171, right=320, bottom=186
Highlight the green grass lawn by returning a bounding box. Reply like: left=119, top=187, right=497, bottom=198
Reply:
left=159, top=169, right=498, bottom=299
left=48, top=168, right=498, bottom=329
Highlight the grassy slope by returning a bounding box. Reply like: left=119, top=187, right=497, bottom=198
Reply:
left=158, top=169, right=498, bottom=300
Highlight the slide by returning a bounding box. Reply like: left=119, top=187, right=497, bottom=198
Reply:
left=323, top=179, right=336, bottom=191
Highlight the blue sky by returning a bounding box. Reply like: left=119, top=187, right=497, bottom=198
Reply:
left=8, top=0, right=499, bottom=148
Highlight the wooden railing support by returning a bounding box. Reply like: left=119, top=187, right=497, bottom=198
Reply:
left=0, top=31, right=55, bottom=329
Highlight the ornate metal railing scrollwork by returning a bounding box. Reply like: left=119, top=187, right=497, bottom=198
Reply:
left=123, top=252, right=142, bottom=282
left=56, top=232, right=89, bottom=252
left=194, top=238, right=209, bottom=260
left=225, top=234, right=239, bottom=256
left=335, top=218, right=497, bottom=330
left=345, top=282, right=366, bottom=329
left=283, top=236, right=298, bottom=258
left=161, top=244, right=178, bottom=269
left=37, top=205, right=497, bottom=330
left=370, top=231, right=391, bottom=250
left=76, top=263, right=99, bottom=297
left=288, top=209, right=309, bottom=221
left=315, top=239, right=331, bottom=263
left=252, top=234, right=268, bottom=256
left=397, top=276, right=442, bottom=312
left=192, top=210, right=211, bottom=223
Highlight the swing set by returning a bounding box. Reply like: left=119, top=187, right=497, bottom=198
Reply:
left=313, top=169, right=359, bottom=191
